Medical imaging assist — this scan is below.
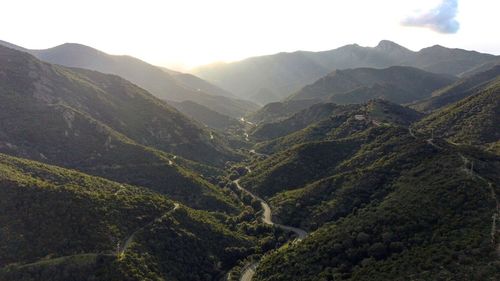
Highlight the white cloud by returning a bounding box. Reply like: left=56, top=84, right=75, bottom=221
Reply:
left=401, top=0, right=460, bottom=33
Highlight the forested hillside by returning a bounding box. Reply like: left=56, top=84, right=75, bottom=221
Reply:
left=0, top=153, right=258, bottom=281
left=1, top=35, right=499, bottom=281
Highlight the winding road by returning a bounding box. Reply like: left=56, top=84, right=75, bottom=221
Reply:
left=233, top=126, right=499, bottom=280
left=232, top=172, right=308, bottom=281
left=233, top=179, right=307, bottom=240
left=117, top=203, right=180, bottom=257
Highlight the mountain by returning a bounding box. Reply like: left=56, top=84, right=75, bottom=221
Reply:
left=170, top=100, right=241, bottom=131
left=0, top=153, right=256, bottom=281
left=458, top=59, right=500, bottom=77
left=0, top=40, right=259, bottom=118
left=413, top=77, right=500, bottom=151
left=290, top=66, right=456, bottom=103
left=0, top=44, right=240, bottom=211
left=410, top=44, right=498, bottom=76
left=0, top=44, right=237, bottom=166
left=250, top=103, right=356, bottom=141
left=240, top=88, right=500, bottom=280
left=166, top=91, right=260, bottom=119
left=194, top=52, right=330, bottom=105
left=254, top=100, right=423, bottom=154
left=253, top=142, right=500, bottom=280
left=247, top=98, right=322, bottom=124
left=411, top=65, right=500, bottom=112
left=162, top=67, right=236, bottom=98
left=248, top=66, right=453, bottom=123
left=0, top=39, right=26, bottom=51
left=2, top=37, right=499, bottom=281
left=30, top=43, right=215, bottom=101
left=243, top=101, right=424, bottom=195
left=193, top=40, right=496, bottom=103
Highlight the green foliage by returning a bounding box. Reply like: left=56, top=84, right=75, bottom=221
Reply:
left=0, top=44, right=239, bottom=167
left=254, top=148, right=500, bottom=280
left=240, top=95, right=499, bottom=280
left=250, top=103, right=357, bottom=141
left=411, top=65, right=500, bottom=112
left=254, top=99, right=422, bottom=154
left=1, top=43, right=499, bottom=281
left=414, top=78, right=500, bottom=148
left=0, top=45, right=240, bottom=211
left=242, top=139, right=363, bottom=198
left=0, top=153, right=256, bottom=281
left=291, top=66, right=455, bottom=103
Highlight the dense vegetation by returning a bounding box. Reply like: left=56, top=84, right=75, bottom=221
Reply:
left=0, top=153, right=263, bottom=281
left=253, top=99, right=422, bottom=154
left=1, top=39, right=499, bottom=281
left=254, top=147, right=500, bottom=280
left=241, top=90, right=499, bottom=280
left=413, top=78, right=500, bottom=152
left=0, top=45, right=243, bottom=211
left=250, top=103, right=356, bottom=140
left=290, top=66, right=455, bottom=103
left=0, top=44, right=238, bottom=166
left=411, top=65, right=500, bottom=112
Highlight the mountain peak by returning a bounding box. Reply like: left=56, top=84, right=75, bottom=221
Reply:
left=375, top=40, right=409, bottom=52
left=46, top=42, right=101, bottom=53
left=0, top=40, right=26, bottom=52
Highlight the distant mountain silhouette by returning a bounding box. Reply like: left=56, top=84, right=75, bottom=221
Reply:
left=193, top=40, right=497, bottom=103
left=0, top=40, right=259, bottom=118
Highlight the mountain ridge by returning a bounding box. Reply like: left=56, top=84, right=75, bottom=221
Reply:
left=290, top=65, right=456, bottom=103
left=0, top=44, right=240, bottom=211
left=0, top=40, right=260, bottom=118
left=193, top=40, right=497, bottom=103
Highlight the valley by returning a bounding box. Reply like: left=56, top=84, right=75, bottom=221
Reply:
left=233, top=176, right=308, bottom=281
left=0, top=38, right=499, bottom=281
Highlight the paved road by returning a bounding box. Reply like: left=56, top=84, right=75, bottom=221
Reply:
left=408, top=127, right=416, bottom=139
left=249, top=149, right=268, bottom=158
left=118, top=203, right=180, bottom=257
left=233, top=178, right=308, bottom=280
left=240, top=263, right=257, bottom=281
left=240, top=117, right=255, bottom=127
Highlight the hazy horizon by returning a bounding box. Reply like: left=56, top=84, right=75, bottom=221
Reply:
left=2, top=0, right=499, bottom=71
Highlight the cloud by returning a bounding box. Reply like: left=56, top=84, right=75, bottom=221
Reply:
left=401, top=0, right=460, bottom=33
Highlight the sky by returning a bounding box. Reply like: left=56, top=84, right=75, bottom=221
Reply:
left=1, top=0, right=499, bottom=70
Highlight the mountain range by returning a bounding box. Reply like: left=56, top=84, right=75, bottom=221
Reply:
left=0, top=38, right=499, bottom=281
left=0, top=40, right=260, bottom=120
left=247, top=66, right=455, bottom=125
left=0, top=40, right=272, bottom=281
left=241, top=90, right=499, bottom=280
left=193, top=40, right=498, bottom=104
left=0, top=44, right=241, bottom=212
left=290, top=66, right=456, bottom=103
